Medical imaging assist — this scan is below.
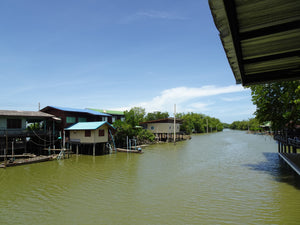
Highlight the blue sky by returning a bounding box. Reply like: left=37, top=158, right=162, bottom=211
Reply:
left=0, top=0, right=255, bottom=123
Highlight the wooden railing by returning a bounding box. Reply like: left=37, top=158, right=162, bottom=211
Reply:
left=288, top=138, right=300, bottom=148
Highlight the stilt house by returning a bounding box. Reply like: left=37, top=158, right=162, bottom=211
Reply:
left=65, top=121, right=115, bottom=155
left=140, top=118, right=182, bottom=142
left=0, top=110, right=56, bottom=155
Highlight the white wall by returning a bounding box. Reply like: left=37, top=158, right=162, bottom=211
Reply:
left=146, top=122, right=180, bottom=134
left=69, top=125, right=109, bottom=143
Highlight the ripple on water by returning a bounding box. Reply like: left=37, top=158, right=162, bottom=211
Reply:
left=1, top=131, right=300, bottom=225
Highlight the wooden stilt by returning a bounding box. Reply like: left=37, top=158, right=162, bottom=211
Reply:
left=24, top=137, right=27, bottom=153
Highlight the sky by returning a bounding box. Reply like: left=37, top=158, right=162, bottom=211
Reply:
left=0, top=0, right=256, bottom=123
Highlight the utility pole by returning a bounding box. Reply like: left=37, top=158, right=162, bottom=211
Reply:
left=4, top=132, right=8, bottom=167
left=174, top=104, right=176, bottom=144
left=206, top=119, right=208, bottom=133
left=12, top=139, right=14, bottom=161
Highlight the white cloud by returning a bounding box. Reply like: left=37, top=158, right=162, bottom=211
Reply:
left=127, top=85, right=247, bottom=113
left=184, top=102, right=213, bottom=113
left=221, top=96, right=249, bottom=102
left=120, top=10, right=187, bottom=23
left=106, top=85, right=253, bottom=123
left=136, top=10, right=187, bottom=20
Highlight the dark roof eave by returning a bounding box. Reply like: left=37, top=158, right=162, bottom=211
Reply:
left=140, top=118, right=182, bottom=124
left=0, top=110, right=54, bottom=118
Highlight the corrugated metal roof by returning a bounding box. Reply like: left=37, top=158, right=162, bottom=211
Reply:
left=65, top=121, right=114, bottom=130
left=0, top=110, right=54, bottom=118
left=46, top=106, right=112, bottom=117
left=209, top=0, right=300, bottom=85
left=87, top=108, right=124, bottom=116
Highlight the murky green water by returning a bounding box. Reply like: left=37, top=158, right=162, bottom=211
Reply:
left=1, top=130, right=300, bottom=224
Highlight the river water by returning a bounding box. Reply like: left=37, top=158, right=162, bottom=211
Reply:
left=1, top=130, right=299, bottom=224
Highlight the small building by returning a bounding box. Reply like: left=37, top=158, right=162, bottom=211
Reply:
left=87, top=108, right=125, bottom=123
left=140, top=118, right=182, bottom=142
left=65, top=121, right=115, bottom=156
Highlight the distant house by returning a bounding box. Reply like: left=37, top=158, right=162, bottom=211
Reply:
left=140, top=118, right=182, bottom=142
left=40, top=106, right=112, bottom=133
left=87, top=108, right=125, bottom=123
left=65, top=121, right=115, bottom=155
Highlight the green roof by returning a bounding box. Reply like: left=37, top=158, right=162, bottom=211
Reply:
left=65, top=121, right=114, bottom=130
left=87, top=108, right=124, bottom=116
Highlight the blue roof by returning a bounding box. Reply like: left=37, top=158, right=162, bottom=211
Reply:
left=65, top=121, right=114, bottom=130
left=48, top=106, right=111, bottom=116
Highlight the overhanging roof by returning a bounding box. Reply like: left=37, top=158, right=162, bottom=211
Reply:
left=209, top=0, right=300, bottom=85
left=0, top=110, right=54, bottom=118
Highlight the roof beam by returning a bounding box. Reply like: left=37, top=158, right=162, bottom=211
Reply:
left=243, top=50, right=300, bottom=64
left=222, top=0, right=246, bottom=85
left=243, top=69, right=300, bottom=85
left=240, top=21, right=300, bottom=40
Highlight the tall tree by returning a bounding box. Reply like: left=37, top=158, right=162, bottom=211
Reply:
left=145, top=111, right=169, bottom=121
left=177, top=112, right=223, bottom=134
left=113, top=107, right=154, bottom=147
left=250, top=81, right=300, bottom=131
left=124, top=107, right=146, bottom=127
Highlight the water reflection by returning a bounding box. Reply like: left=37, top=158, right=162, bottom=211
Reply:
left=244, top=152, right=300, bottom=189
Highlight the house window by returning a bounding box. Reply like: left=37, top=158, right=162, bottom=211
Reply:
left=78, top=117, right=87, bottom=122
left=103, top=117, right=108, bottom=122
left=7, top=119, right=22, bottom=129
left=85, top=130, right=91, bottom=137
left=98, top=129, right=105, bottom=136
left=66, top=116, right=76, bottom=123
left=112, top=117, right=116, bottom=123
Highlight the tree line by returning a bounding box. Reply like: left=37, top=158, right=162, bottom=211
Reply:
left=177, top=112, right=223, bottom=134
left=112, top=107, right=224, bottom=147
left=228, top=118, right=261, bottom=131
